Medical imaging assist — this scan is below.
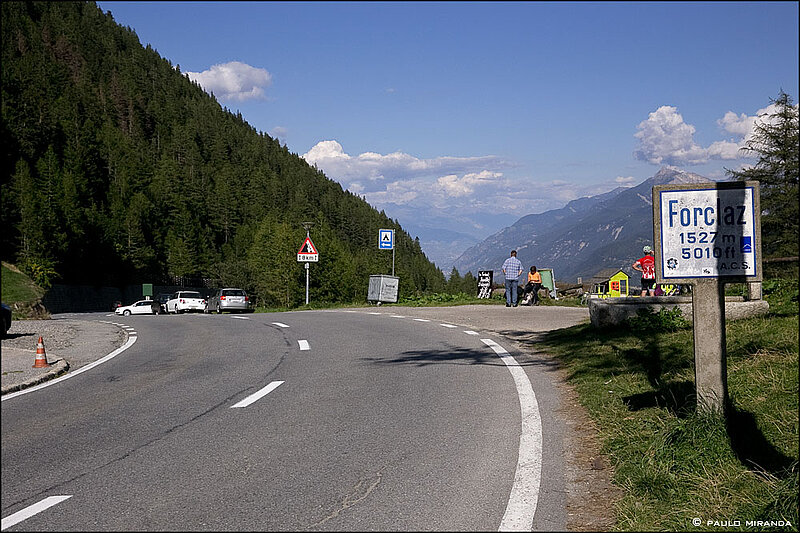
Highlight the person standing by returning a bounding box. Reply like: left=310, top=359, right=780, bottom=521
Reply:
left=632, top=245, right=656, bottom=296
left=523, top=265, right=543, bottom=305
left=502, top=250, right=524, bottom=307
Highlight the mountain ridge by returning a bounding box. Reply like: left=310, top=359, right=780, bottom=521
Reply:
left=452, top=167, right=714, bottom=283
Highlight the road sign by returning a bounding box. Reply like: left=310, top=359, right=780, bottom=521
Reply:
left=652, top=181, right=762, bottom=416
left=379, top=229, right=394, bottom=250
left=654, top=182, right=761, bottom=282
left=297, top=237, right=319, bottom=262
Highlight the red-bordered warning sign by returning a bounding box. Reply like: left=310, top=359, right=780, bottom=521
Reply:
left=297, top=237, right=319, bottom=262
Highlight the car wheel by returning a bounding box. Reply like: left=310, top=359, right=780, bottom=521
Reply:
left=123, top=310, right=131, bottom=316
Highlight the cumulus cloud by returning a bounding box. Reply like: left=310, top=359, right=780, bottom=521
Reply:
left=615, top=176, right=636, bottom=185
left=301, top=140, right=532, bottom=213
left=302, top=140, right=507, bottom=186
left=634, top=102, right=797, bottom=167
left=633, top=106, right=709, bottom=165
left=186, top=61, right=272, bottom=102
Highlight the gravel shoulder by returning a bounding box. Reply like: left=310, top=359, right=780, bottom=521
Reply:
left=1, top=316, right=126, bottom=393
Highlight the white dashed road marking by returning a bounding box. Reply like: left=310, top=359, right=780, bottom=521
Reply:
left=413, top=318, right=430, bottom=322
left=231, top=315, right=250, bottom=320
left=272, top=322, right=290, bottom=328
left=230, top=381, right=285, bottom=408
left=1, top=495, right=72, bottom=530
left=464, top=330, right=479, bottom=335
left=298, top=340, right=310, bottom=351
left=440, top=323, right=457, bottom=328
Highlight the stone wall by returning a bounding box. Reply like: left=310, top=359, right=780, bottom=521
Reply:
left=588, top=295, right=769, bottom=328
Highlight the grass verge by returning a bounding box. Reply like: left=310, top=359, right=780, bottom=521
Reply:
left=538, top=276, right=798, bottom=531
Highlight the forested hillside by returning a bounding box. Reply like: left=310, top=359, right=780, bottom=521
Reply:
left=1, top=1, right=446, bottom=306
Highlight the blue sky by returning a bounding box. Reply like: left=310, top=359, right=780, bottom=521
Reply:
left=96, top=1, right=799, bottom=268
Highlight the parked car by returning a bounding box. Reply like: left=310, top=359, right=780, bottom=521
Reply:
left=206, top=288, right=252, bottom=313
left=166, top=291, right=206, bottom=314
left=115, top=299, right=160, bottom=316
left=155, top=293, right=172, bottom=314
left=1, top=302, right=12, bottom=337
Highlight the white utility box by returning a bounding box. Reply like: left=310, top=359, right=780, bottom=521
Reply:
left=367, top=275, right=399, bottom=304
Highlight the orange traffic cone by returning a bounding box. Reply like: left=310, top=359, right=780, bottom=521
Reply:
left=32, top=336, right=49, bottom=368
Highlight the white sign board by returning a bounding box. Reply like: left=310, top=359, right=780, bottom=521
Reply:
left=654, top=183, right=760, bottom=281
left=379, top=229, right=394, bottom=250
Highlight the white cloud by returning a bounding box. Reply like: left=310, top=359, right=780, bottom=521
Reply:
left=614, top=176, right=636, bottom=185
left=302, top=140, right=507, bottom=186
left=186, top=61, right=272, bottom=102
left=270, top=126, right=288, bottom=140
left=717, top=110, right=755, bottom=137
left=633, top=106, right=709, bottom=165
left=634, top=102, right=799, bottom=167
left=436, top=171, right=504, bottom=197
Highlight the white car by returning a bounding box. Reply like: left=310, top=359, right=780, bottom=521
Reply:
left=166, top=291, right=206, bottom=314
left=115, top=299, right=160, bottom=316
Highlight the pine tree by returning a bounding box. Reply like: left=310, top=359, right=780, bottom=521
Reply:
left=726, top=91, right=799, bottom=257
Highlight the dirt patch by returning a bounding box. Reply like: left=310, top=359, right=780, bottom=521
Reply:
left=555, top=372, right=623, bottom=531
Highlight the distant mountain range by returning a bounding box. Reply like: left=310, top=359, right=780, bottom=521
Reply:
left=451, top=167, right=714, bottom=283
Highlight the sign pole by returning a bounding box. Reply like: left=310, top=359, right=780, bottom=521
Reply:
left=298, top=222, right=318, bottom=306
left=691, top=279, right=728, bottom=414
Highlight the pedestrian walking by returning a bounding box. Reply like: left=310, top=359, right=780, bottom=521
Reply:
left=502, top=250, right=524, bottom=307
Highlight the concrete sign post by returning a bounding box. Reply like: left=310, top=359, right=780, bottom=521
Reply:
left=653, top=181, right=761, bottom=415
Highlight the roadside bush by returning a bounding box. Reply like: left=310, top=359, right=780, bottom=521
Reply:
left=626, top=307, right=690, bottom=333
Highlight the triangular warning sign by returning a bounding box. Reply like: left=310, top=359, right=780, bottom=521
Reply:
left=298, top=237, right=318, bottom=255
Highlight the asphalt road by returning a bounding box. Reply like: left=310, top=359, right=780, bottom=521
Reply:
left=1, top=305, right=589, bottom=531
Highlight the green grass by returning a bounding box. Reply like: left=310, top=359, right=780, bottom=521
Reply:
left=2, top=262, right=44, bottom=309
left=538, top=276, right=799, bottom=531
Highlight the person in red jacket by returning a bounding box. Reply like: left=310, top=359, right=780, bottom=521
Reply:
left=632, top=245, right=656, bottom=296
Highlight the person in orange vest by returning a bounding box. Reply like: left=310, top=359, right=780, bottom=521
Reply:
left=523, top=266, right=543, bottom=305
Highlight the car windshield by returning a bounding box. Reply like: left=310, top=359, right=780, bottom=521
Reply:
left=222, top=289, right=245, bottom=296
left=180, top=292, right=201, bottom=298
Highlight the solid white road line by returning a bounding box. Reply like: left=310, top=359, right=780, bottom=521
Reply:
left=230, top=381, right=285, bottom=408
left=1, top=495, right=72, bottom=530
left=298, top=340, right=310, bottom=351
left=481, top=338, right=542, bottom=532
left=272, top=322, right=290, bottom=328
left=2, top=334, right=138, bottom=402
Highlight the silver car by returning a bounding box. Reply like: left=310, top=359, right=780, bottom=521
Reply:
left=206, top=288, right=251, bottom=313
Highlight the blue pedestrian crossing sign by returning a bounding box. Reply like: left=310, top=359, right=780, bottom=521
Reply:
left=379, top=229, right=394, bottom=250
